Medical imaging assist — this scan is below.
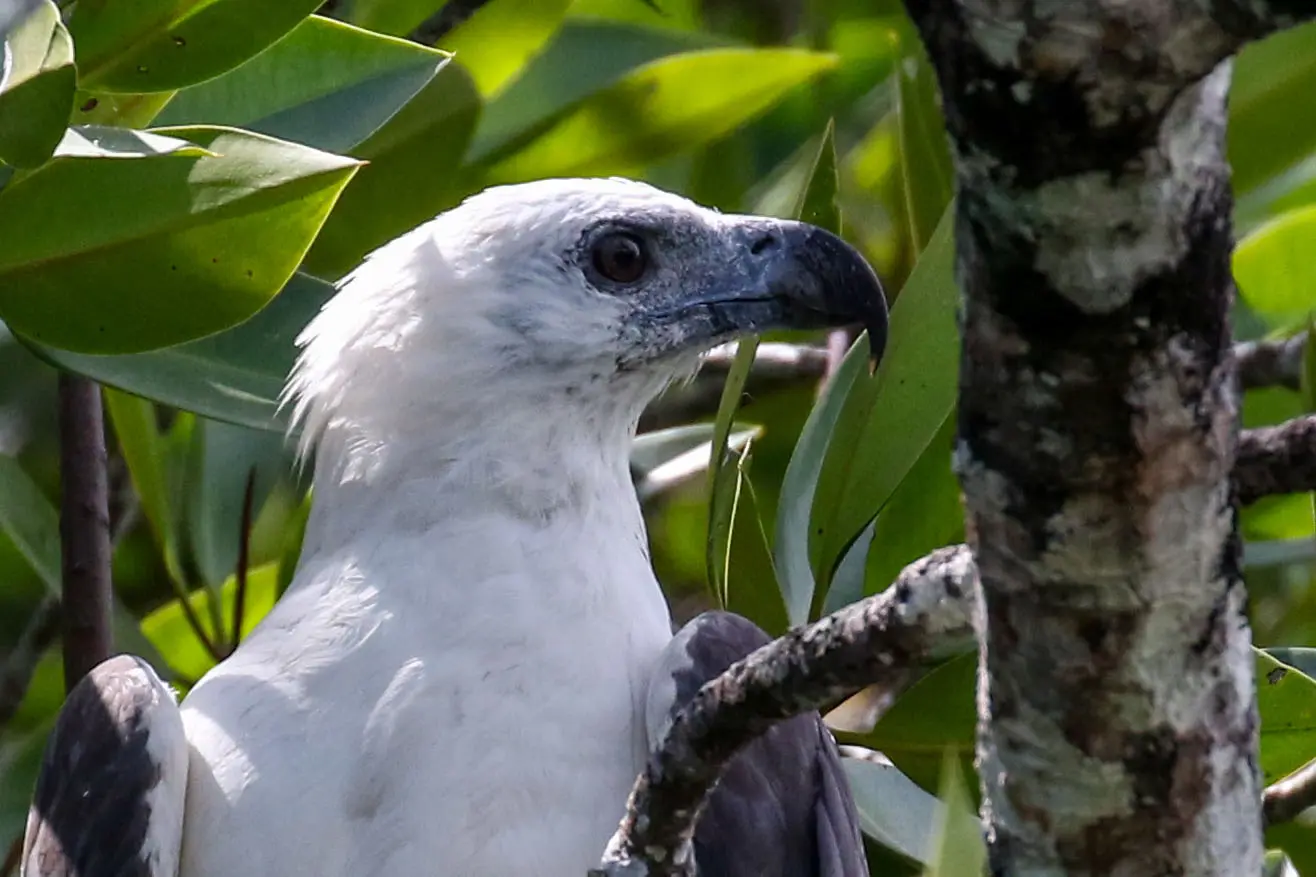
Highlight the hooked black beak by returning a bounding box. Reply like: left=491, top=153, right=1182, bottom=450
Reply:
left=646, top=218, right=889, bottom=368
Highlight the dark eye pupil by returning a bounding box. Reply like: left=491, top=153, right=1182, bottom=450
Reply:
left=593, top=233, right=647, bottom=283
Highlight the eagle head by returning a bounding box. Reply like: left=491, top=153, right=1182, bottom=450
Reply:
left=287, top=177, right=886, bottom=465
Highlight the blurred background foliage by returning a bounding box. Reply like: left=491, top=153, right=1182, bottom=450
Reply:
left=1, top=0, right=1316, bottom=873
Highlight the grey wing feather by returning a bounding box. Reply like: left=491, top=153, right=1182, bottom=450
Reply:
left=21, top=655, right=188, bottom=877
left=646, top=611, right=868, bottom=877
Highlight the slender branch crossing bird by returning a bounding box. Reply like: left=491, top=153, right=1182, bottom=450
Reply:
left=21, top=178, right=888, bottom=877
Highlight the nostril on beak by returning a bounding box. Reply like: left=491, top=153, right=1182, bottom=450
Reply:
left=750, top=233, right=778, bottom=256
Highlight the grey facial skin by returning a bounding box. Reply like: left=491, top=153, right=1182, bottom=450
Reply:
left=603, top=215, right=888, bottom=369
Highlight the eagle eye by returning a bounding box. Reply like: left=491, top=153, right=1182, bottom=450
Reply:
left=591, top=231, right=649, bottom=285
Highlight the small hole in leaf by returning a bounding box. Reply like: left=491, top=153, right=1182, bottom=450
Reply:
left=172, top=35, right=186, bottom=46
left=79, top=98, right=99, bottom=112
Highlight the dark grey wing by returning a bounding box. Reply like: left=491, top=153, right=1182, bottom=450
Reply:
left=21, top=655, right=188, bottom=877
left=645, top=611, right=868, bottom=877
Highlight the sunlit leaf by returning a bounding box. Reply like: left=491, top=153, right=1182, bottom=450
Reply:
left=348, top=0, right=449, bottom=37
left=0, top=0, right=75, bottom=167
left=155, top=16, right=451, bottom=154
left=141, top=563, right=281, bottom=681
left=482, top=48, right=836, bottom=182
left=438, top=0, right=571, bottom=98
left=0, top=126, right=360, bottom=354
left=1259, top=649, right=1316, bottom=785
left=469, top=19, right=719, bottom=164
left=1234, top=206, right=1316, bottom=328
left=69, top=0, right=323, bottom=92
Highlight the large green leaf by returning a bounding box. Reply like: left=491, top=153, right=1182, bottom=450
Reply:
left=1259, top=649, right=1316, bottom=785
left=809, top=208, right=958, bottom=588
left=154, top=16, right=450, bottom=155
left=468, top=20, right=720, bottom=164
left=33, top=272, right=336, bottom=432
left=0, top=0, right=75, bottom=167
left=0, top=125, right=360, bottom=354
left=842, top=756, right=938, bottom=866
left=301, top=60, right=481, bottom=280
left=1230, top=21, right=1316, bottom=198
left=438, top=0, right=571, bottom=98
left=895, top=38, right=952, bottom=250
left=68, top=0, right=324, bottom=93
left=482, top=48, right=837, bottom=183
left=924, top=754, right=986, bottom=877
left=863, top=410, right=963, bottom=594
left=1233, top=206, right=1316, bottom=328
left=860, top=651, right=976, bottom=795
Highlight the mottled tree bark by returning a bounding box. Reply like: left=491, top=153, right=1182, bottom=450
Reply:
left=899, top=2, right=1313, bottom=874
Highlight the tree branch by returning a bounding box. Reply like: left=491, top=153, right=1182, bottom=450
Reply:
left=593, top=545, right=977, bottom=877
left=1236, top=415, right=1316, bottom=505
left=57, top=374, right=113, bottom=693
left=1209, top=3, right=1316, bottom=62
left=1264, top=758, right=1316, bottom=828
left=640, top=343, right=831, bottom=431
left=1237, top=333, right=1307, bottom=392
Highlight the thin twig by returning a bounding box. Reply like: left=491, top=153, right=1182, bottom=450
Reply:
left=593, top=545, right=977, bottom=877
left=230, top=468, right=258, bottom=654
left=1235, top=414, right=1316, bottom=506
left=1264, top=758, right=1316, bottom=828
left=0, top=595, right=61, bottom=729
left=57, top=374, right=113, bottom=693
left=1237, top=332, right=1307, bottom=392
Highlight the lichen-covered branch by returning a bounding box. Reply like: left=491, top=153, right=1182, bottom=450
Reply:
left=592, top=545, right=976, bottom=877
left=898, top=1, right=1290, bottom=873
left=1237, top=332, right=1307, bottom=391
left=1236, top=414, right=1316, bottom=505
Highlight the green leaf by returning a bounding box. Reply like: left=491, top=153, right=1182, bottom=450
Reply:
left=301, top=60, right=481, bottom=280
left=1259, top=648, right=1316, bottom=786
left=348, top=0, right=449, bottom=37
left=30, top=272, right=335, bottom=432
left=707, top=121, right=838, bottom=614
left=482, top=47, right=837, bottom=182
left=1234, top=206, right=1316, bottom=329
left=469, top=20, right=720, bottom=164
left=154, top=16, right=450, bottom=154
left=0, top=454, right=168, bottom=667
left=0, top=125, right=360, bottom=354
left=69, top=0, right=324, bottom=93
left=0, top=720, right=52, bottom=849
left=1270, top=648, right=1316, bottom=680
left=103, top=389, right=186, bottom=585
left=141, top=563, right=280, bottom=681
left=810, top=207, right=958, bottom=589
left=895, top=38, right=952, bottom=250
left=0, top=0, right=75, bottom=167
left=1267, top=819, right=1316, bottom=877
left=776, top=333, right=869, bottom=625
left=863, top=410, right=962, bottom=594
left=439, top=0, right=571, bottom=98
left=842, top=756, right=938, bottom=865
left=1230, top=21, right=1316, bottom=197
left=861, top=651, right=976, bottom=796
left=924, top=753, right=986, bottom=877
left=707, top=352, right=757, bottom=599
left=186, top=418, right=290, bottom=587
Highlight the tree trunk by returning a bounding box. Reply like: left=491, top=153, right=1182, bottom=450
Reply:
left=902, top=4, right=1268, bottom=874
